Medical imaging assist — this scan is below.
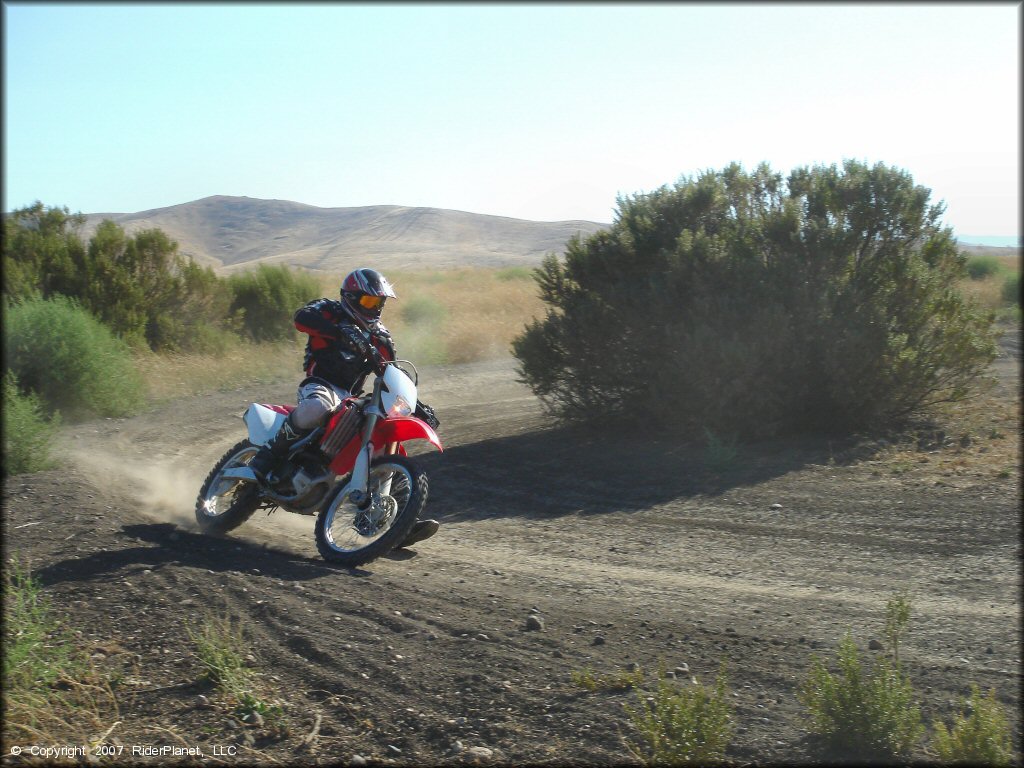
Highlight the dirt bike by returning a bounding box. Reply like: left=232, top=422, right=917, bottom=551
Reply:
left=194, top=359, right=442, bottom=567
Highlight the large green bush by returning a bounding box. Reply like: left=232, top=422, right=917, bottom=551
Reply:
left=3, top=203, right=233, bottom=352
left=1, top=204, right=87, bottom=302
left=83, top=222, right=235, bottom=352
left=3, top=295, right=145, bottom=419
left=513, top=161, right=998, bottom=437
left=226, top=264, right=320, bottom=342
left=2, top=372, right=60, bottom=477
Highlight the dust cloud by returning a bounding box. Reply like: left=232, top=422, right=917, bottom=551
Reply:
left=66, top=445, right=316, bottom=543
left=67, top=446, right=202, bottom=528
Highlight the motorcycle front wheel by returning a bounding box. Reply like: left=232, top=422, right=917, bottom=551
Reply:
left=194, top=439, right=261, bottom=534
left=315, top=454, right=427, bottom=567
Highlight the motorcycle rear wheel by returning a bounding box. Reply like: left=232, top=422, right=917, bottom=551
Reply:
left=315, top=454, right=427, bottom=567
left=194, top=439, right=261, bottom=534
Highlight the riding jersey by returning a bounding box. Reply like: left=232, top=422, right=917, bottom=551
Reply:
left=292, top=298, right=395, bottom=394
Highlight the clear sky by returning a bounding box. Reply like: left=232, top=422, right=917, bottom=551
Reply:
left=3, top=2, right=1019, bottom=237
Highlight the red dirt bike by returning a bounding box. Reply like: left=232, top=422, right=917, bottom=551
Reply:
left=194, top=360, right=442, bottom=567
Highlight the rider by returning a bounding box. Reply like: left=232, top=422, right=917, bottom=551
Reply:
left=247, top=267, right=440, bottom=547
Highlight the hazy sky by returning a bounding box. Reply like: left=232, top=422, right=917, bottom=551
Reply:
left=3, top=3, right=1019, bottom=236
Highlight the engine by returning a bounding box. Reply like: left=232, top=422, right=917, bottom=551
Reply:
left=271, top=454, right=333, bottom=514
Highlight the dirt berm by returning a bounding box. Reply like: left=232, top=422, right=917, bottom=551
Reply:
left=3, top=341, right=1020, bottom=765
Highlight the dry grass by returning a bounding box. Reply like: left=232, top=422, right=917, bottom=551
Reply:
left=129, top=267, right=543, bottom=404
left=3, top=560, right=121, bottom=760
left=316, top=267, right=545, bottom=365
left=132, top=338, right=306, bottom=403
left=960, top=276, right=1006, bottom=310
left=188, top=611, right=287, bottom=732
left=871, top=365, right=1020, bottom=484
left=959, top=251, right=1020, bottom=317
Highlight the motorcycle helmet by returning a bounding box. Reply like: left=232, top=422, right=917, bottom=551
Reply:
left=340, top=268, right=397, bottom=329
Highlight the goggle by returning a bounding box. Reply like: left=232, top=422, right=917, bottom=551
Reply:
left=358, top=294, right=385, bottom=312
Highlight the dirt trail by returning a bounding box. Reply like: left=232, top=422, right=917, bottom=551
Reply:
left=4, top=349, right=1020, bottom=764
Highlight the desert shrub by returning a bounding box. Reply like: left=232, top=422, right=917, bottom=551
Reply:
left=3, top=295, right=145, bottom=419
left=83, top=222, right=233, bottom=350
left=932, top=685, right=1014, bottom=766
left=1002, top=272, right=1020, bottom=306
left=625, top=666, right=733, bottom=764
left=800, top=594, right=924, bottom=761
left=966, top=255, right=1006, bottom=280
left=513, top=161, right=998, bottom=438
left=2, top=561, right=77, bottom=689
left=883, top=590, right=912, bottom=664
left=799, top=634, right=923, bottom=759
left=2, top=372, right=60, bottom=477
left=189, top=612, right=250, bottom=689
left=138, top=252, right=236, bottom=353
left=227, top=264, right=320, bottom=342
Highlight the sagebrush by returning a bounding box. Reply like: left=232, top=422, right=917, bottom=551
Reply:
left=932, top=684, right=1014, bottom=766
left=3, top=205, right=233, bottom=352
left=1003, top=272, right=1020, bottom=306
left=625, top=666, right=733, bottom=764
left=799, top=632, right=923, bottom=759
left=572, top=665, right=644, bottom=692
left=966, top=255, right=1006, bottom=280
left=799, top=593, right=925, bottom=759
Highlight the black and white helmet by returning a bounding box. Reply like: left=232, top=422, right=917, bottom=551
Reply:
left=340, top=268, right=397, bottom=329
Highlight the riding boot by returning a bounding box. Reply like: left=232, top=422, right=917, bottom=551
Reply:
left=398, top=518, right=440, bottom=548
left=249, top=414, right=307, bottom=483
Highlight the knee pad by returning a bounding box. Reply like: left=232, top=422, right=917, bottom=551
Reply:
left=291, top=398, right=333, bottom=431
left=293, top=380, right=348, bottom=431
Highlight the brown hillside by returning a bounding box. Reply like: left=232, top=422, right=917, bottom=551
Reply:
left=82, top=196, right=609, bottom=274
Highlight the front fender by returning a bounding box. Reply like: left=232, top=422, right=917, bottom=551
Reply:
left=372, top=416, right=443, bottom=453
left=328, top=416, right=442, bottom=476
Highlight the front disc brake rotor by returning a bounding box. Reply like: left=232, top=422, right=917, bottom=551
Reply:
left=354, top=494, right=398, bottom=536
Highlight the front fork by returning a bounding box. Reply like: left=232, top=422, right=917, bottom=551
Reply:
left=347, top=412, right=379, bottom=508
left=347, top=410, right=401, bottom=508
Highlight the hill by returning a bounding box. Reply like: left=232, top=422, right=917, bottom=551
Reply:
left=82, top=196, right=609, bottom=274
